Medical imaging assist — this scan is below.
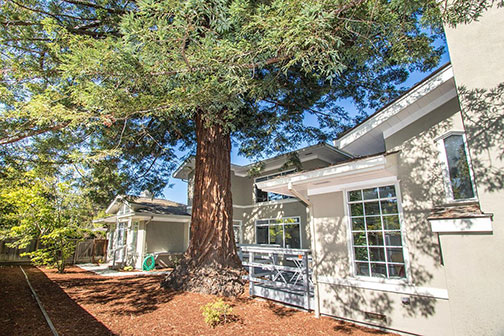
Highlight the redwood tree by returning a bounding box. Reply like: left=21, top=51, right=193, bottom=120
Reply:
left=0, top=0, right=494, bottom=295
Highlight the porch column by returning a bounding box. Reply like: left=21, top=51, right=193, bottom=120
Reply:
left=135, top=221, right=147, bottom=270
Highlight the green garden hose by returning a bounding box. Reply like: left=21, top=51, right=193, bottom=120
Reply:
left=142, top=254, right=155, bottom=271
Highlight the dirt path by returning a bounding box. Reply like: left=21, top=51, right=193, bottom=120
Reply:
left=1, top=265, right=391, bottom=335
left=0, top=265, right=53, bottom=336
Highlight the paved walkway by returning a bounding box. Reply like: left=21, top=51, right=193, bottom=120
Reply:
left=77, top=263, right=170, bottom=277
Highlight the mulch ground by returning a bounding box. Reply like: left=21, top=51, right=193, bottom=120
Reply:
left=0, top=265, right=391, bottom=336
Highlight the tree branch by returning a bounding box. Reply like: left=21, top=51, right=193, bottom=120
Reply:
left=0, top=122, right=70, bottom=146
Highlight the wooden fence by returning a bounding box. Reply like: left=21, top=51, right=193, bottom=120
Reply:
left=0, top=238, right=107, bottom=264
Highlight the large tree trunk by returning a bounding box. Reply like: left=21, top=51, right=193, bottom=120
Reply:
left=162, top=111, right=244, bottom=296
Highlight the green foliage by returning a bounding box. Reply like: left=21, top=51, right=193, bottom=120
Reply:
left=201, top=299, right=233, bottom=327
left=24, top=225, right=84, bottom=273
left=0, top=168, right=90, bottom=273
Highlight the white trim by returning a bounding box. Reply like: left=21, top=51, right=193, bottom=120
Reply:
left=308, top=176, right=398, bottom=196
left=383, top=87, right=458, bottom=139
left=436, top=131, right=478, bottom=203
left=429, top=217, right=492, bottom=233
left=317, top=276, right=449, bottom=300
left=256, top=155, right=386, bottom=191
left=343, top=181, right=412, bottom=282
left=335, top=65, right=454, bottom=149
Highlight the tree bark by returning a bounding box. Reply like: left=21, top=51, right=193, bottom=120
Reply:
left=162, top=110, right=244, bottom=296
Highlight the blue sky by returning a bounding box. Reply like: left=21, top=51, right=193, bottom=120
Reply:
left=164, top=41, right=451, bottom=204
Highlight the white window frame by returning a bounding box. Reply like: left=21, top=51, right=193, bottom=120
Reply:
left=254, top=170, right=296, bottom=203
left=232, top=220, right=243, bottom=244
left=436, top=131, right=478, bottom=203
left=255, top=216, right=302, bottom=248
left=343, top=180, right=411, bottom=285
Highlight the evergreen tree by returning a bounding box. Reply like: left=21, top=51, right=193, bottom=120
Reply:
left=1, top=0, right=498, bottom=295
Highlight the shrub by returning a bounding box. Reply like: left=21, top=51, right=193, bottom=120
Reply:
left=123, top=266, right=134, bottom=271
left=201, top=299, right=233, bottom=327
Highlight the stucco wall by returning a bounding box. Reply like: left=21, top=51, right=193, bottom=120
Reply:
left=310, top=187, right=453, bottom=335
left=309, top=98, right=471, bottom=333
left=441, top=5, right=504, bottom=335
left=145, top=221, right=188, bottom=253
left=234, top=200, right=310, bottom=248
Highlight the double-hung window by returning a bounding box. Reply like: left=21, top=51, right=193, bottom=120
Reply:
left=255, top=217, right=301, bottom=248
left=348, top=185, right=406, bottom=279
left=255, top=170, right=296, bottom=203
left=438, top=132, right=476, bottom=201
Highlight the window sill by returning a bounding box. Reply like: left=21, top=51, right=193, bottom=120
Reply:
left=317, top=276, right=449, bottom=299
left=429, top=216, right=493, bottom=233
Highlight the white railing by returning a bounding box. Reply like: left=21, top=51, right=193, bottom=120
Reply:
left=240, top=245, right=313, bottom=310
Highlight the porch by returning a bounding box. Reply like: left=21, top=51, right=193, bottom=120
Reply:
left=240, top=245, right=314, bottom=311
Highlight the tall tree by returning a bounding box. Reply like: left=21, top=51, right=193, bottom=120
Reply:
left=1, top=0, right=498, bottom=295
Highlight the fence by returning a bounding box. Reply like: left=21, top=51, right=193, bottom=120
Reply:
left=0, top=239, right=37, bottom=263
left=0, top=238, right=107, bottom=264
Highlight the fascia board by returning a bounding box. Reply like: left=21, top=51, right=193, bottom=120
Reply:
left=383, top=87, right=458, bottom=139
left=335, top=66, right=454, bottom=149
left=256, top=155, right=386, bottom=191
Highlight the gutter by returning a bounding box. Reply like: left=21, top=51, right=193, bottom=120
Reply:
left=288, top=182, right=321, bottom=318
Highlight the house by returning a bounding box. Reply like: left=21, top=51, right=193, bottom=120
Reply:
left=174, top=143, right=352, bottom=249
left=253, top=6, right=504, bottom=336
left=95, top=191, right=190, bottom=270
left=174, top=5, right=503, bottom=335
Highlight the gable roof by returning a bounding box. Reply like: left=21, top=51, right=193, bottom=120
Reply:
left=334, top=63, right=456, bottom=155
left=105, top=195, right=189, bottom=216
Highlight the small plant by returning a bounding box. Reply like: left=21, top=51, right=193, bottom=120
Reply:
left=123, top=265, right=134, bottom=271
left=201, top=299, right=233, bottom=327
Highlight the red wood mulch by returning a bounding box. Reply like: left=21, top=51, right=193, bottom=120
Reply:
left=0, top=265, right=392, bottom=336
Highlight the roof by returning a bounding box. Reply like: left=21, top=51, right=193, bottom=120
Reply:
left=173, top=142, right=354, bottom=180
left=105, top=195, right=189, bottom=216
left=129, top=197, right=189, bottom=216
left=255, top=151, right=399, bottom=197
left=334, top=63, right=456, bottom=155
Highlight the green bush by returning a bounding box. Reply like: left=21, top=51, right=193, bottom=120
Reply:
left=201, top=299, right=233, bottom=327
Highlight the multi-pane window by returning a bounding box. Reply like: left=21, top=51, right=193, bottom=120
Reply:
left=442, top=134, right=475, bottom=200
left=348, top=185, right=406, bottom=279
left=255, top=170, right=296, bottom=202
left=256, top=217, right=301, bottom=248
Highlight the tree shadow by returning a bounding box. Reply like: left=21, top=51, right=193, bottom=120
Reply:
left=457, top=83, right=504, bottom=194
left=21, top=266, right=116, bottom=335
left=41, top=266, right=178, bottom=317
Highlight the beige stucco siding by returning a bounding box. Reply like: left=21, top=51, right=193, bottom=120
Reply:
left=145, top=221, right=188, bottom=253
left=310, top=188, right=453, bottom=335
left=386, top=99, right=465, bottom=291
left=234, top=200, right=310, bottom=248
left=442, top=5, right=504, bottom=335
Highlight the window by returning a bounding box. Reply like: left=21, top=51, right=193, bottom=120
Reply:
left=255, top=170, right=296, bottom=203
left=233, top=220, right=242, bottom=245
left=348, top=185, right=406, bottom=279
left=255, top=217, right=301, bottom=248
left=440, top=133, right=476, bottom=201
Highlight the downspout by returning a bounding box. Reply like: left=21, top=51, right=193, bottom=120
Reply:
left=288, top=182, right=321, bottom=318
